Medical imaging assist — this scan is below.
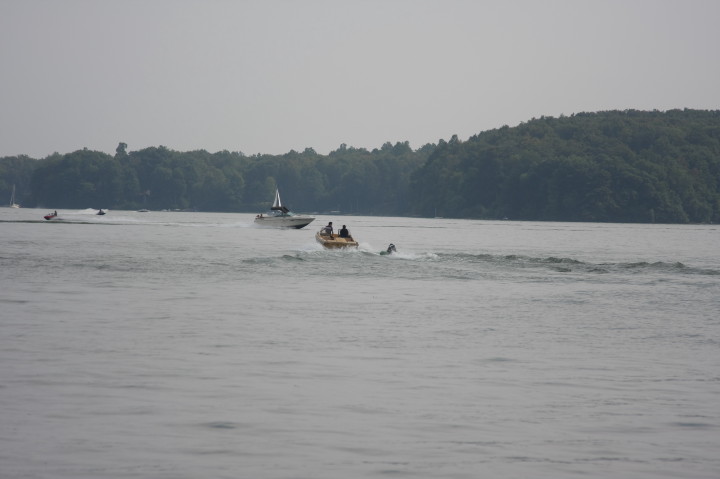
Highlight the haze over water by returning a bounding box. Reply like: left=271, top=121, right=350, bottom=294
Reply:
left=1, top=208, right=719, bottom=478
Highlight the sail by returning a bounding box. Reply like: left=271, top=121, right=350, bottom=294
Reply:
left=271, top=189, right=282, bottom=209
left=271, top=189, right=290, bottom=213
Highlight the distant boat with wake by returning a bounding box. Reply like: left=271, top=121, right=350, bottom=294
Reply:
left=254, top=189, right=315, bottom=229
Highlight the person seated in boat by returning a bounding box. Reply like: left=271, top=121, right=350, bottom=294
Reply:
left=322, top=221, right=334, bottom=236
left=386, top=243, right=396, bottom=254
left=339, top=225, right=350, bottom=238
left=53, top=210, right=57, bottom=216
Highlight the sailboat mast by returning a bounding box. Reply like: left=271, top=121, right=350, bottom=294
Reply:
left=10, top=184, right=19, bottom=207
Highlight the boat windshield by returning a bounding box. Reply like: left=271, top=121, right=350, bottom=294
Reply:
left=269, top=210, right=295, bottom=217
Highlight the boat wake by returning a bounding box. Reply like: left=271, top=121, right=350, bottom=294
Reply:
left=432, top=252, right=720, bottom=277
left=284, top=248, right=720, bottom=280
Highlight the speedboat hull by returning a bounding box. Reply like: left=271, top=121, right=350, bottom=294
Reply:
left=315, top=231, right=359, bottom=248
left=254, top=215, right=314, bottom=229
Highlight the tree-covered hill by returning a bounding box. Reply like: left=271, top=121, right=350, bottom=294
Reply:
left=2, top=109, right=719, bottom=223
left=410, top=109, right=720, bottom=223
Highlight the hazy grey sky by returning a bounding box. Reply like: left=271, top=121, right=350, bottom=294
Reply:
left=2, top=0, right=719, bottom=158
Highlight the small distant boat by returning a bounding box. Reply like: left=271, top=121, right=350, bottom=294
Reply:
left=254, top=189, right=315, bottom=229
left=44, top=211, right=58, bottom=221
left=137, top=209, right=149, bottom=213
left=97, top=209, right=106, bottom=215
left=315, top=229, right=359, bottom=249
left=9, top=184, right=20, bottom=208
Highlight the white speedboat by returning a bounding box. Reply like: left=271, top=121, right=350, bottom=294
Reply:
left=254, top=189, right=315, bottom=229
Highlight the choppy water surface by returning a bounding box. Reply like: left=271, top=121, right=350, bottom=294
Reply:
left=1, top=208, right=719, bottom=478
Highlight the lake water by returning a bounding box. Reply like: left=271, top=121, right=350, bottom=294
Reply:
left=1, top=208, right=719, bottom=479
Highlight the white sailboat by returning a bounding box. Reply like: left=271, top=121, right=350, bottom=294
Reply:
left=254, top=188, right=315, bottom=229
left=9, top=184, right=20, bottom=208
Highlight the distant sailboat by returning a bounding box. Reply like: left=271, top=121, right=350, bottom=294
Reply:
left=9, top=184, right=20, bottom=208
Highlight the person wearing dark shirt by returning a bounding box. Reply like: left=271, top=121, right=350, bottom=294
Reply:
left=339, top=225, right=349, bottom=238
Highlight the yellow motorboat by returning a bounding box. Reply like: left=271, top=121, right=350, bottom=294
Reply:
left=315, top=230, right=359, bottom=249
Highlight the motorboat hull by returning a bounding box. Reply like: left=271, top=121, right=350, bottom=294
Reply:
left=254, top=215, right=314, bottom=229
left=315, top=231, right=359, bottom=248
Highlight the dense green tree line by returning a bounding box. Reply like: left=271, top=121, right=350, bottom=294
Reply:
left=410, top=109, right=720, bottom=223
left=2, top=109, right=719, bottom=223
left=2, top=141, right=427, bottom=215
